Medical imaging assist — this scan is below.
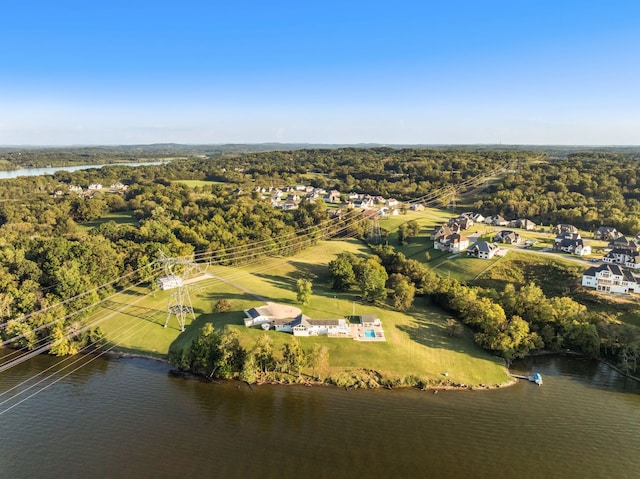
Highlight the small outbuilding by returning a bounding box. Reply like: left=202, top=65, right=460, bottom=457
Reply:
left=156, top=275, right=183, bottom=291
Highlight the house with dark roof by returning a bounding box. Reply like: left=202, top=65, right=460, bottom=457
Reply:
left=449, top=216, right=473, bottom=230
left=594, top=226, right=623, bottom=241
left=553, top=224, right=578, bottom=235
left=512, top=218, right=537, bottom=231
left=467, top=240, right=499, bottom=259
left=243, top=305, right=275, bottom=327
left=292, top=318, right=350, bottom=336
left=484, top=215, right=509, bottom=226
left=553, top=237, right=591, bottom=256
left=603, top=248, right=640, bottom=269
left=494, top=230, right=521, bottom=245
left=608, top=237, right=639, bottom=251
left=582, top=264, right=637, bottom=294
left=431, top=224, right=455, bottom=241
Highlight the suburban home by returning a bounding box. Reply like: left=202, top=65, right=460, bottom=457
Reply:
left=432, top=224, right=456, bottom=241
left=494, top=230, right=521, bottom=244
left=359, top=315, right=381, bottom=327
left=582, top=263, right=637, bottom=294
left=243, top=305, right=275, bottom=327
left=325, top=190, right=341, bottom=203
left=449, top=217, right=473, bottom=230
left=434, top=233, right=469, bottom=253
left=378, top=207, right=399, bottom=217
left=459, top=212, right=486, bottom=223
left=467, top=240, right=499, bottom=259
left=594, top=226, right=623, bottom=241
left=292, top=318, right=350, bottom=337
left=484, top=215, right=509, bottom=226
left=156, top=275, right=183, bottom=291
left=243, top=304, right=385, bottom=341
left=512, top=218, right=537, bottom=230
left=553, top=237, right=591, bottom=256
left=553, top=224, right=578, bottom=235
left=282, top=195, right=299, bottom=210
left=608, top=237, right=639, bottom=251
left=243, top=302, right=302, bottom=328
left=603, top=248, right=640, bottom=269
left=355, top=197, right=375, bottom=209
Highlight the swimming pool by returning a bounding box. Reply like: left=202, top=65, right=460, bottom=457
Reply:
left=364, top=329, right=376, bottom=338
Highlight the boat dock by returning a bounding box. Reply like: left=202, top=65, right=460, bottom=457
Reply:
left=510, top=373, right=543, bottom=385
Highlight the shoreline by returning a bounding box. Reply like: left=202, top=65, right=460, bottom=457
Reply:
left=104, top=348, right=640, bottom=390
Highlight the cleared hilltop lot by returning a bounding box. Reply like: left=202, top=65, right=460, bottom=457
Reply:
left=96, top=210, right=510, bottom=388
left=94, top=205, right=640, bottom=386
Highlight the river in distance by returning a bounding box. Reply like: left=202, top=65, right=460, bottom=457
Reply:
left=0, top=352, right=638, bottom=479
left=0, top=161, right=166, bottom=180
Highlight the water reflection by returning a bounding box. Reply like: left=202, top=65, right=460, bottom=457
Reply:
left=1, top=352, right=639, bottom=479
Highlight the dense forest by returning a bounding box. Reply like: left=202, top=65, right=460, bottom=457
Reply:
left=1, top=146, right=639, bottom=378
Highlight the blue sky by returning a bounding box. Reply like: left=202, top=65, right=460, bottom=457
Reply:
left=1, top=0, right=639, bottom=145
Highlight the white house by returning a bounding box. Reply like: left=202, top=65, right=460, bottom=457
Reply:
left=244, top=302, right=302, bottom=328
left=292, top=318, right=350, bottom=337
left=243, top=305, right=274, bottom=327
left=88, top=183, right=103, bottom=191
left=582, top=264, right=637, bottom=294
left=360, top=315, right=381, bottom=327
left=434, top=233, right=469, bottom=253
left=603, top=248, right=640, bottom=269
left=554, top=236, right=591, bottom=256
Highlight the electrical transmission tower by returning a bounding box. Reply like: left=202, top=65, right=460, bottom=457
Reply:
left=367, top=218, right=382, bottom=244
left=445, top=186, right=457, bottom=211
left=157, top=253, right=206, bottom=332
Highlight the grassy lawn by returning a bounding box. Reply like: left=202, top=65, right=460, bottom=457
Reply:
left=433, top=254, right=504, bottom=282
left=96, top=237, right=509, bottom=386
left=77, top=211, right=137, bottom=233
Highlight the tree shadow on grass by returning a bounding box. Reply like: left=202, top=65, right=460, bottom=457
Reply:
left=253, top=272, right=295, bottom=291
left=287, top=260, right=330, bottom=282
left=101, top=300, right=167, bottom=325
left=397, top=307, right=474, bottom=354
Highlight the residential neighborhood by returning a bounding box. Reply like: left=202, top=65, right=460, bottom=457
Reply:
left=255, top=183, right=640, bottom=297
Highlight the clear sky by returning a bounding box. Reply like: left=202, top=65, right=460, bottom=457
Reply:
left=1, top=0, right=639, bottom=146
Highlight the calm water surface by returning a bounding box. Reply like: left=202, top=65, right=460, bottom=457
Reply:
left=0, top=162, right=165, bottom=179
left=0, top=353, right=638, bottom=479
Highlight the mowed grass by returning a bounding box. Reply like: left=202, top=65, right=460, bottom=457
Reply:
left=96, top=237, right=509, bottom=386
left=433, top=254, right=504, bottom=282
left=77, top=211, right=137, bottom=233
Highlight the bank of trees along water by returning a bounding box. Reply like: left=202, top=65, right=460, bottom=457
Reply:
left=0, top=147, right=639, bottom=379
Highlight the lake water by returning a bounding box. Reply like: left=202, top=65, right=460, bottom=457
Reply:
left=0, top=352, right=638, bottom=479
left=0, top=161, right=166, bottom=180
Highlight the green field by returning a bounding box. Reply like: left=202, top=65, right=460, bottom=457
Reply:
left=77, top=211, right=137, bottom=233
left=96, top=237, right=509, bottom=387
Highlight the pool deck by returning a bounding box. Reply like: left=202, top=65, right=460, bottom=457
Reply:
left=350, top=324, right=386, bottom=342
